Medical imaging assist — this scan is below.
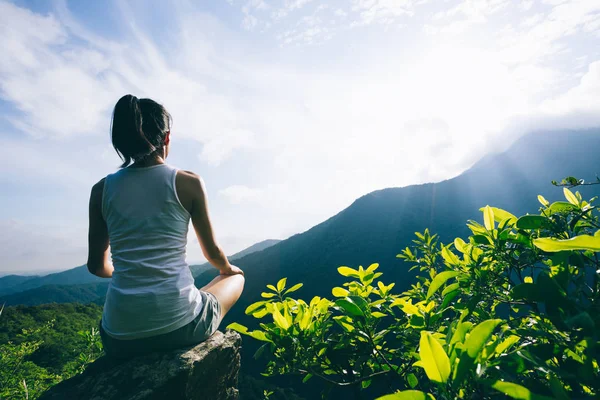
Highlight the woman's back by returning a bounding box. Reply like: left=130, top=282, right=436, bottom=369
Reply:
left=101, top=163, right=203, bottom=340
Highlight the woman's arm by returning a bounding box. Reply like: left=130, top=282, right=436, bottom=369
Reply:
left=86, top=179, right=114, bottom=278
left=187, top=174, right=243, bottom=275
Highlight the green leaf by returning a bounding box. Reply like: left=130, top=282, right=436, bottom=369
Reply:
left=266, top=284, right=277, bottom=292
left=377, top=391, right=435, bottom=400
left=464, top=319, right=503, bottom=359
left=454, top=238, right=467, bottom=253
left=491, top=381, right=554, bottom=400
left=366, top=263, right=379, bottom=273
left=248, top=330, right=271, bottom=342
left=332, top=287, right=349, bottom=297
left=440, top=290, right=460, bottom=310
left=471, top=234, right=492, bottom=245
left=545, top=201, right=578, bottom=215
left=335, top=298, right=364, bottom=317
left=226, top=323, right=271, bottom=342
left=516, top=215, right=551, bottom=230
left=338, top=266, right=360, bottom=278
left=226, top=322, right=249, bottom=334
left=449, top=321, right=473, bottom=347
left=418, top=331, right=451, bottom=384
left=302, top=373, right=313, bottom=383
left=334, top=316, right=355, bottom=332
left=563, top=187, right=579, bottom=206
left=538, top=195, right=550, bottom=207
left=261, top=292, right=277, bottom=298
left=245, top=301, right=267, bottom=315
left=441, top=246, right=460, bottom=266
left=407, top=373, right=418, bottom=389
left=272, top=306, right=291, bottom=329
left=479, top=207, right=516, bottom=225
left=426, top=271, right=461, bottom=300
left=495, top=335, right=520, bottom=355
left=348, top=295, right=369, bottom=312
left=284, top=283, right=303, bottom=295
left=276, top=278, right=287, bottom=292
left=372, top=312, right=387, bottom=318
left=533, top=235, right=600, bottom=252
left=252, top=343, right=267, bottom=360
left=467, top=220, right=487, bottom=235
left=250, top=307, right=269, bottom=319
left=441, top=282, right=460, bottom=297
left=392, top=299, right=422, bottom=316
left=483, top=205, right=495, bottom=230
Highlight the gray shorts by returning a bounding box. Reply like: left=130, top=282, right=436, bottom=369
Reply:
left=99, top=290, right=222, bottom=360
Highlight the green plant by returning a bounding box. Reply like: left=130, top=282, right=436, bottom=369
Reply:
left=62, top=327, right=104, bottom=378
left=229, top=185, right=600, bottom=399
left=0, top=302, right=104, bottom=399
left=0, top=320, right=61, bottom=399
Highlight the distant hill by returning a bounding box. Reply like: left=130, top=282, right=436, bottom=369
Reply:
left=0, top=266, right=105, bottom=297
left=0, top=239, right=281, bottom=306
left=190, top=239, right=280, bottom=276
left=0, top=283, right=110, bottom=307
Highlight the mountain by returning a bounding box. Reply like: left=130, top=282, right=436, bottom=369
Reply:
left=0, top=266, right=105, bottom=297
left=229, top=239, right=282, bottom=260
left=0, top=239, right=281, bottom=306
left=221, top=129, right=600, bottom=326
left=0, top=283, right=110, bottom=307
left=189, top=239, right=281, bottom=276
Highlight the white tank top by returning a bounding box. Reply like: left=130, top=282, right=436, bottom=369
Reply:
left=100, top=163, right=203, bottom=340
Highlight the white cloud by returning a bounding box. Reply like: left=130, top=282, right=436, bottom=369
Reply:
left=219, top=185, right=264, bottom=204
left=199, top=129, right=256, bottom=166
left=272, top=0, right=316, bottom=20
left=242, top=14, right=259, bottom=30
left=497, top=0, right=600, bottom=64
left=541, top=60, right=600, bottom=115
left=0, top=2, right=115, bottom=139
left=351, top=0, right=416, bottom=26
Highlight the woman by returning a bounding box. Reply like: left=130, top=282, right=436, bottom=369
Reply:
left=86, top=94, right=245, bottom=359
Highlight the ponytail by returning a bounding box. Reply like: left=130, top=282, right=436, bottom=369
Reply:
left=110, top=94, right=172, bottom=168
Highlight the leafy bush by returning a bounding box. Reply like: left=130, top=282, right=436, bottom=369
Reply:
left=0, top=303, right=103, bottom=399
left=229, top=186, right=600, bottom=399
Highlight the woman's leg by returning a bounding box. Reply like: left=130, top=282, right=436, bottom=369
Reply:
left=200, top=274, right=245, bottom=319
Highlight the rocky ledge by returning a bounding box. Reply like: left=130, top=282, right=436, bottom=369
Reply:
left=40, top=330, right=242, bottom=400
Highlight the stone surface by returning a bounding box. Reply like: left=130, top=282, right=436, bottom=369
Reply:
left=40, top=330, right=242, bottom=400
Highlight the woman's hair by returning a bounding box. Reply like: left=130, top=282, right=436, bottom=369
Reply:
left=111, top=94, right=172, bottom=168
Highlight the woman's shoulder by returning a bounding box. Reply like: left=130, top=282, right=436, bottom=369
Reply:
left=175, top=169, right=205, bottom=188
left=88, top=177, right=106, bottom=208
left=174, top=170, right=207, bottom=213
left=91, top=177, right=106, bottom=195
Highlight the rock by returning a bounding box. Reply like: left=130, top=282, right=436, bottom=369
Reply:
left=40, top=330, right=242, bottom=400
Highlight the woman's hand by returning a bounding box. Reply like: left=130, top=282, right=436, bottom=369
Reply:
left=220, top=264, right=244, bottom=276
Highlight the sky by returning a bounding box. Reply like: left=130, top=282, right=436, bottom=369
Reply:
left=1, top=0, right=600, bottom=275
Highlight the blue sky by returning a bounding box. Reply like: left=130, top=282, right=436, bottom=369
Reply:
left=1, top=0, right=600, bottom=274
